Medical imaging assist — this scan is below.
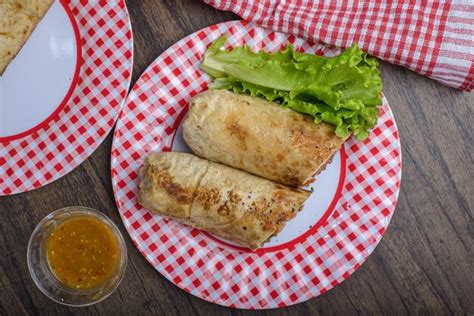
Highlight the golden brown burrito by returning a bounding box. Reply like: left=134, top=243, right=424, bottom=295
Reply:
left=0, top=0, right=54, bottom=75
left=182, top=90, right=348, bottom=187
left=138, top=152, right=310, bottom=249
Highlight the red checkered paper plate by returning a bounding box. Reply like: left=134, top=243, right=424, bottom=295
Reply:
left=0, top=0, right=133, bottom=195
left=111, top=21, right=402, bottom=309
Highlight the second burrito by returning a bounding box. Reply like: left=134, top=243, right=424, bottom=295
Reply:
left=182, top=90, right=347, bottom=187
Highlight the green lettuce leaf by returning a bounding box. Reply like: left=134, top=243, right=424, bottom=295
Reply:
left=201, top=36, right=383, bottom=140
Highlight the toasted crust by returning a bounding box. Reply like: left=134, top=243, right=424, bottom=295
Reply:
left=182, top=90, right=348, bottom=187
left=0, top=0, right=54, bottom=75
left=138, top=152, right=208, bottom=225
left=138, top=152, right=310, bottom=249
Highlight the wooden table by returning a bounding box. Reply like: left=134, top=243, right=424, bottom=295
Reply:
left=1, top=1, right=473, bottom=314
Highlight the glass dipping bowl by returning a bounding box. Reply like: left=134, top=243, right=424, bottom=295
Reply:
left=27, top=206, right=127, bottom=307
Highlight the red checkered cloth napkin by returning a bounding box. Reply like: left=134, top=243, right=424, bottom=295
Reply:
left=204, top=0, right=474, bottom=91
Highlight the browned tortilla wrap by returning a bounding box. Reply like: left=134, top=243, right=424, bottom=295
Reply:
left=138, top=152, right=310, bottom=249
left=0, top=0, right=54, bottom=75
left=183, top=90, right=348, bottom=187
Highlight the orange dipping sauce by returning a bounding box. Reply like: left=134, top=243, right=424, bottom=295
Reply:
left=46, top=216, right=120, bottom=289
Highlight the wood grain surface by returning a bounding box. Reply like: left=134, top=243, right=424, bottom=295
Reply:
left=1, top=0, right=473, bottom=314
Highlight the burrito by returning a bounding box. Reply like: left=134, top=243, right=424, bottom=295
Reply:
left=0, top=0, right=54, bottom=75
left=182, top=90, right=348, bottom=187
left=138, top=152, right=310, bottom=249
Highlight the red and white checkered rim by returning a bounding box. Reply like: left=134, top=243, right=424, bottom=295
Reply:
left=111, top=20, right=402, bottom=309
left=0, top=0, right=133, bottom=195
